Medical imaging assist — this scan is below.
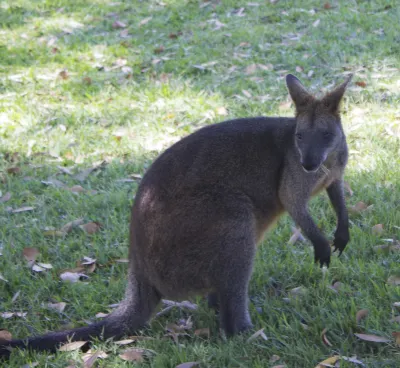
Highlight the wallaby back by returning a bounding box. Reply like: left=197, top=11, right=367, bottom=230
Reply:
left=0, top=74, right=352, bottom=358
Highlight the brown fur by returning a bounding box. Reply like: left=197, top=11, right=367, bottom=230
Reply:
left=0, top=74, right=352, bottom=358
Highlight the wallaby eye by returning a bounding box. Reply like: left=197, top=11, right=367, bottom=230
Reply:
left=295, top=133, right=303, bottom=140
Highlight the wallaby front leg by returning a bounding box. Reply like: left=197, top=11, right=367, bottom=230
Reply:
left=327, top=179, right=349, bottom=255
left=284, top=204, right=331, bottom=267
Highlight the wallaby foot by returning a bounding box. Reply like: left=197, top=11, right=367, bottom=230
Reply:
left=314, top=244, right=331, bottom=267
left=219, top=290, right=253, bottom=336
left=332, top=227, right=350, bottom=256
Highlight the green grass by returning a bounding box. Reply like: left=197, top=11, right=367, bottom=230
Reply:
left=1, top=0, right=399, bottom=367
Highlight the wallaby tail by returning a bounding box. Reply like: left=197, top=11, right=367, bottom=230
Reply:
left=0, top=277, right=161, bottom=359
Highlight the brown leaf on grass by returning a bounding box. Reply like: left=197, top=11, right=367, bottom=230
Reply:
left=81, top=256, right=96, bottom=265
left=80, top=222, right=102, bottom=234
left=82, top=350, right=108, bottom=368
left=154, top=46, right=165, bottom=54
left=246, top=328, right=268, bottom=342
left=0, top=192, right=12, bottom=203
left=387, top=276, right=400, bottom=286
left=61, top=218, right=85, bottom=233
left=372, top=224, right=384, bottom=235
left=119, top=348, right=145, bottom=362
left=312, top=19, right=320, bottom=27
left=332, top=281, right=344, bottom=291
left=0, top=329, right=12, bottom=342
left=272, top=366, right=286, bottom=368
left=176, top=363, right=199, bottom=368
left=258, top=63, right=273, bottom=71
left=356, top=81, right=367, bottom=88
left=169, top=32, right=182, bottom=39
left=7, top=167, right=21, bottom=175
left=95, top=312, right=109, bottom=318
left=58, top=341, right=88, bottom=352
left=139, top=17, right=152, bottom=26
left=216, top=107, right=228, bottom=116
left=12, top=206, right=34, bottom=213
left=59, top=70, right=69, bottom=80
left=41, top=177, right=66, bottom=188
left=343, top=181, right=353, bottom=196
left=323, top=2, right=332, bottom=9
left=194, top=328, right=210, bottom=338
left=242, top=90, right=252, bottom=98
left=315, top=356, right=340, bottom=368
left=115, top=258, right=129, bottom=263
left=47, top=302, right=67, bottom=313
left=289, top=286, right=307, bottom=298
left=0, top=312, right=27, bottom=319
left=114, top=339, right=136, bottom=345
left=354, top=333, right=390, bottom=343
left=270, top=355, right=280, bottom=363
left=74, top=161, right=106, bottom=182
left=83, top=77, right=92, bottom=85
left=295, top=66, right=303, bottom=73
left=32, top=264, right=47, bottom=272
left=68, top=185, right=85, bottom=193
left=43, top=230, right=65, bottom=237
left=356, top=309, right=369, bottom=323
left=112, top=20, right=127, bottom=29
left=349, top=201, right=369, bottom=214
left=288, top=227, right=305, bottom=245
left=392, top=332, right=400, bottom=346
left=60, top=271, right=88, bottom=283
left=23, top=247, right=39, bottom=263
left=245, top=64, right=258, bottom=75
left=321, top=328, right=333, bottom=347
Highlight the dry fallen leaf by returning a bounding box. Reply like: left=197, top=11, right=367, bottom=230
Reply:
left=270, top=355, right=280, bottom=363
left=12, top=206, right=34, bottom=213
left=315, top=356, right=340, bottom=368
left=0, top=192, right=12, bottom=203
left=119, top=348, right=145, bottom=362
left=349, top=201, right=369, bottom=214
left=321, top=328, right=333, bottom=347
left=61, top=218, right=85, bottom=233
left=47, top=302, right=67, bottom=313
left=313, top=19, right=320, bottom=27
left=60, top=272, right=88, bottom=283
left=139, top=17, right=152, bottom=26
left=82, top=350, right=108, bottom=368
left=0, top=273, right=8, bottom=283
left=58, top=341, right=88, bottom=352
left=356, top=81, right=367, bottom=88
left=288, top=227, right=305, bottom=245
left=80, top=222, right=102, bottom=234
left=323, top=2, right=332, bottom=9
left=246, top=328, right=268, bottom=342
left=356, top=309, right=369, bottom=323
left=387, top=276, right=400, bottom=286
left=289, top=286, right=307, bottom=298
left=392, top=332, right=400, bottom=346
left=354, top=333, right=390, bottom=343
left=68, top=185, right=85, bottom=193
left=23, top=247, right=39, bottom=263
left=7, top=167, right=21, bottom=175
left=112, top=20, right=127, bottom=29
left=0, top=329, right=12, bottom=342
left=216, top=106, right=228, bottom=116
left=245, top=64, right=258, bottom=75
left=394, top=302, right=400, bottom=308
left=0, top=312, right=27, bottom=319
left=176, top=363, right=199, bottom=368
left=372, top=224, right=384, bottom=235
left=95, top=312, right=109, bottom=318
left=194, top=328, right=210, bottom=338
left=59, top=70, right=69, bottom=80
left=114, top=339, right=136, bottom=345
left=32, top=264, right=47, bottom=272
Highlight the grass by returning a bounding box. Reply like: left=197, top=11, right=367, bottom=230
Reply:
left=0, top=0, right=399, bottom=366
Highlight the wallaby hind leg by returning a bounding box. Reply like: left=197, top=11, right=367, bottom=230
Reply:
left=207, top=292, right=219, bottom=311
left=121, top=273, right=162, bottom=334
left=215, top=235, right=256, bottom=336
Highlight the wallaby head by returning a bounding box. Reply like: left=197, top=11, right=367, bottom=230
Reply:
left=286, top=74, right=352, bottom=173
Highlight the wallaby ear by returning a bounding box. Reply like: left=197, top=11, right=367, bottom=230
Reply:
left=286, top=74, right=314, bottom=111
left=322, top=74, right=353, bottom=113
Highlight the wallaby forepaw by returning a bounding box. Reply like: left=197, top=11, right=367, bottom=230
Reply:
left=332, top=230, right=350, bottom=256
left=314, top=247, right=331, bottom=268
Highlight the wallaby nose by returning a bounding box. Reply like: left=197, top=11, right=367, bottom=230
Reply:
left=301, top=162, right=320, bottom=173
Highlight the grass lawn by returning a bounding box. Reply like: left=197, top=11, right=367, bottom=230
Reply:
left=1, top=0, right=400, bottom=366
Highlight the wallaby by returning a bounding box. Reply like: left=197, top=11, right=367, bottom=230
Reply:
left=0, top=74, right=352, bottom=358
